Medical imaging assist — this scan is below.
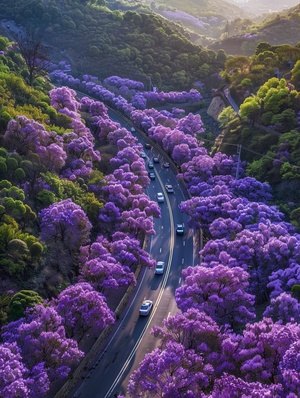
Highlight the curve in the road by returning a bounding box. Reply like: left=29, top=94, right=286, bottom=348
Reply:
left=103, top=166, right=175, bottom=397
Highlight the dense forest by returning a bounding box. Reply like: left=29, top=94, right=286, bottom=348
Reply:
left=0, top=0, right=300, bottom=397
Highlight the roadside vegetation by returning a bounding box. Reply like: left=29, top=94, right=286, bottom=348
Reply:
left=0, top=0, right=300, bottom=396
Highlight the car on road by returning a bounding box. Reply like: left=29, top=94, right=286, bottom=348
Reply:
left=148, top=172, right=155, bottom=180
left=141, top=152, right=146, bottom=158
left=165, top=184, right=174, bottom=193
left=148, top=161, right=154, bottom=169
left=176, top=223, right=184, bottom=235
left=144, top=143, right=151, bottom=149
left=155, top=261, right=165, bottom=275
left=153, top=156, right=159, bottom=163
left=130, top=127, right=135, bottom=132
left=139, top=300, right=153, bottom=316
left=163, top=162, right=170, bottom=168
left=156, top=192, right=165, bottom=202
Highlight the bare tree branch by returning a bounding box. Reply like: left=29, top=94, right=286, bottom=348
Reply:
left=11, top=29, right=51, bottom=86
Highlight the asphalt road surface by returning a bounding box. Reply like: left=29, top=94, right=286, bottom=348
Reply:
left=71, top=113, right=198, bottom=398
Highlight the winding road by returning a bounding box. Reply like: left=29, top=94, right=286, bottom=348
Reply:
left=70, top=112, right=198, bottom=398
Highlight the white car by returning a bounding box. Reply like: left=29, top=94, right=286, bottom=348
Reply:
left=156, top=192, right=165, bottom=202
left=165, top=184, right=174, bottom=193
left=139, top=300, right=153, bottom=316
left=155, top=261, right=165, bottom=275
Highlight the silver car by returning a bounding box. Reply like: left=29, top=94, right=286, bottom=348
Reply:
left=156, top=192, right=165, bottom=202
left=139, top=300, right=153, bottom=316
left=155, top=261, right=165, bottom=275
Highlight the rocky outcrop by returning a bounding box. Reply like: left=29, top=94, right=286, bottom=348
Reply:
left=207, top=95, right=227, bottom=121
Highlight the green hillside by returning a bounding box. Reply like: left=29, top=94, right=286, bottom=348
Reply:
left=0, top=0, right=225, bottom=92
left=209, top=5, right=300, bottom=55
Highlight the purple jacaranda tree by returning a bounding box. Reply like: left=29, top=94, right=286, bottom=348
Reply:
left=50, top=87, right=95, bottom=143
left=188, top=175, right=232, bottom=197
left=175, top=264, right=255, bottom=328
left=66, top=135, right=100, bottom=163
left=37, top=143, right=67, bottom=172
left=104, top=165, right=149, bottom=197
left=39, top=198, right=92, bottom=253
left=177, top=112, right=205, bottom=136
left=130, top=109, right=155, bottom=132
left=79, top=257, right=135, bottom=292
left=178, top=151, right=244, bottom=192
left=110, top=232, right=156, bottom=269
left=279, top=340, right=300, bottom=396
left=3, top=116, right=67, bottom=172
left=103, top=76, right=144, bottom=91
left=83, top=80, right=115, bottom=102
left=127, top=340, right=210, bottom=398
left=80, top=96, right=108, bottom=118
left=131, top=93, right=147, bottom=109
left=210, top=373, right=284, bottom=398
left=147, top=124, right=172, bottom=147
left=180, top=195, right=284, bottom=236
left=55, top=282, right=115, bottom=340
left=228, top=176, right=273, bottom=203
left=49, top=86, right=80, bottom=112
left=0, top=342, right=49, bottom=398
left=152, top=308, right=228, bottom=378
left=111, top=95, right=135, bottom=117
left=188, top=175, right=273, bottom=203
left=110, top=147, right=142, bottom=168
left=231, top=318, right=300, bottom=383
left=209, top=218, right=243, bottom=240
left=172, top=143, right=193, bottom=166
left=263, top=292, right=300, bottom=324
left=162, top=130, right=200, bottom=162
left=98, top=201, right=121, bottom=232
left=200, top=223, right=300, bottom=299
left=267, top=259, right=300, bottom=298
left=1, top=305, right=84, bottom=382
left=93, top=116, right=120, bottom=142
left=177, top=151, right=214, bottom=188
left=78, top=235, right=136, bottom=292
left=101, top=181, right=131, bottom=210
left=107, top=127, right=139, bottom=149
left=212, top=152, right=243, bottom=177
left=142, top=88, right=202, bottom=104
left=261, top=234, right=300, bottom=271
left=120, top=207, right=156, bottom=239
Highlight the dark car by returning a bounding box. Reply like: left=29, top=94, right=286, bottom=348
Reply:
left=176, top=223, right=184, bottom=235
left=144, top=143, right=151, bottom=149
left=148, top=172, right=155, bottom=180
left=153, top=157, right=159, bottom=163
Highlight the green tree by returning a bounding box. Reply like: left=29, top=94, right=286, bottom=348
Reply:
left=255, top=42, right=272, bottom=55
left=239, top=96, right=261, bottom=123
left=291, top=60, right=300, bottom=90
left=218, top=106, right=238, bottom=128
left=8, top=290, right=43, bottom=321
